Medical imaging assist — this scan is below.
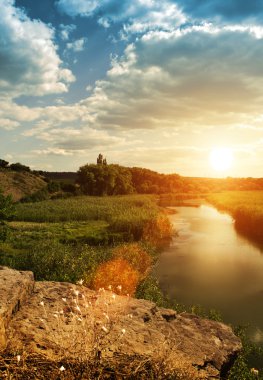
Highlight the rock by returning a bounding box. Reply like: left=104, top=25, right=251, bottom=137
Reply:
left=0, top=266, right=34, bottom=350
left=0, top=267, right=242, bottom=379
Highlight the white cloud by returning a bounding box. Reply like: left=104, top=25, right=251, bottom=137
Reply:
left=79, top=26, right=263, bottom=135
left=32, top=148, right=74, bottom=156
left=0, top=0, right=75, bottom=98
left=59, top=23, right=76, bottom=40
left=66, top=37, right=87, bottom=52
left=57, top=0, right=186, bottom=33
left=0, top=118, right=20, bottom=130
left=57, top=0, right=100, bottom=17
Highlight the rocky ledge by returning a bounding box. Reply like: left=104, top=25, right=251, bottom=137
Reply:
left=0, top=267, right=241, bottom=379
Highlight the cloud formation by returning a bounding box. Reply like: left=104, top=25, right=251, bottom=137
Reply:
left=56, top=0, right=263, bottom=32
left=57, top=0, right=186, bottom=32
left=80, top=26, right=263, bottom=134
left=66, top=37, right=87, bottom=52
left=59, top=24, right=76, bottom=40
left=0, top=0, right=75, bottom=98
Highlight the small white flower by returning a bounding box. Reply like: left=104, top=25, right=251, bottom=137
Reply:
left=108, top=285, right=112, bottom=290
left=62, top=298, right=67, bottom=303
left=117, top=285, right=122, bottom=291
left=76, top=305, right=81, bottom=312
left=40, top=301, right=44, bottom=306
left=251, top=368, right=259, bottom=376
left=101, top=326, right=108, bottom=333
left=59, top=310, right=64, bottom=315
left=77, top=317, right=82, bottom=322
left=17, top=355, right=21, bottom=363
left=60, top=365, right=66, bottom=372
left=111, top=294, right=116, bottom=300
left=77, top=279, right=84, bottom=285
left=121, top=328, right=126, bottom=335
left=103, top=313, right=109, bottom=321
left=74, top=290, right=79, bottom=297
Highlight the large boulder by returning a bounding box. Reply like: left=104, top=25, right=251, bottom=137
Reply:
left=0, top=266, right=34, bottom=350
left=0, top=267, right=241, bottom=379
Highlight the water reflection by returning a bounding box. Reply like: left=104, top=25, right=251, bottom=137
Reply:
left=155, top=205, right=263, bottom=342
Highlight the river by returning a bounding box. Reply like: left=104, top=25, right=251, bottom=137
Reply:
left=154, top=204, right=263, bottom=343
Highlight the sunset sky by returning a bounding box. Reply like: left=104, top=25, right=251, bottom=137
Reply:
left=1, top=0, right=263, bottom=177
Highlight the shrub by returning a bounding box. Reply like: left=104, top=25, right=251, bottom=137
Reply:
left=91, top=258, right=139, bottom=296
left=112, top=243, right=151, bottom=279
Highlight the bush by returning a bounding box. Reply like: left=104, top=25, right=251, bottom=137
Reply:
left=91, top=258, right=139, bottom=296
left=0, top=191, right=15, bottom=220
left=112, top=243, right=151, bottom=279
left=20, top=188, right=49, bottom=203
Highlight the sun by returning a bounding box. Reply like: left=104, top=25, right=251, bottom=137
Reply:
left=209, top=147, right=234, bottom=172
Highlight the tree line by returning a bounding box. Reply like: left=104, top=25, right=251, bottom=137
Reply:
left=76, top=154, right=185, bottom=196
left=0, top=159, right=31, bottom=172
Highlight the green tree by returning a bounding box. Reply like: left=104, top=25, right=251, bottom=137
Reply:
left=0, top=159, right=9, bottom=169
left=77, top=164, right=134, bottom=196
left=10, top=162, right=30, bottom=172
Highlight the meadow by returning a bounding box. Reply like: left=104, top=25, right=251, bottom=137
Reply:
left=207, top=191, right=263, bottom=243
left=0, top=194, right=172, bottom=289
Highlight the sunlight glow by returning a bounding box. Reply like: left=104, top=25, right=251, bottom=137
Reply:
left=209, top=148, right=234, bottom=172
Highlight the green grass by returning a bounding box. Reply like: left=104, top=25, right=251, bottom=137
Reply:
left=8, top=220, right=120, bottom=246
left=207, top=191, right=263, bottom=243
left=0, top=194, right=167, bottom=283
left=14, top=194, right=158, bottom=222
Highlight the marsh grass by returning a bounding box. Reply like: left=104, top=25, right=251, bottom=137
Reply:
left=14, top=195, right=158, bottom=224
left=207, top=191, right=263, bottom=243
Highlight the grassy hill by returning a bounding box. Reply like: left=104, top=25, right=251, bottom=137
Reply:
left=0, top=170, right=46, bottom=201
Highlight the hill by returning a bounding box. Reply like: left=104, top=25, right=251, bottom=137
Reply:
left=0, top=170, right=46, bottom=202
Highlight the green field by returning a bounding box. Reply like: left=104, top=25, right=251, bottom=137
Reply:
left=0, top=194, right=172, bottom=285
left=207, top=191, right=263, bottom=243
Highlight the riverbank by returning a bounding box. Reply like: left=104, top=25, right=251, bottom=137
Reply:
left=207, top=191, right=263, bottom=245
left=0, top=194, right=172, bottom=295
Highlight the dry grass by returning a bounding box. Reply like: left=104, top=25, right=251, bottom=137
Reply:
left=1, top=284, right=208, bottom=379
left=0, top=171, right=46, bottom=202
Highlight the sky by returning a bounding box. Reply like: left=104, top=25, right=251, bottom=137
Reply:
left=1, top=0, right=263, bottom=177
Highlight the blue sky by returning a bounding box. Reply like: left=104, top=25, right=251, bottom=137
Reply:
left=1, top=0, right=263, bottom=176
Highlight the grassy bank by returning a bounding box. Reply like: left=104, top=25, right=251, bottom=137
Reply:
left=207, top=191, right=263, bottom=244
left=0, top=194, right=172, bottom=287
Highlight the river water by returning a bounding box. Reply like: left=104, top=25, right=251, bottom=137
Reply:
left=154, top=204, right=263, bottom=343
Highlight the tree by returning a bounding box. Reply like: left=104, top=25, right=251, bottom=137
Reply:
left=77, top=164, right=134, bottom=196
left=97, top=154, right=107, bottom=165
left=10, top=162, right=30, bottom=172
left=0, top=159, right=9, bottom=169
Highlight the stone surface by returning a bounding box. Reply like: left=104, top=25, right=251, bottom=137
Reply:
left=0, top=266, right=34, bottom=350
left=0, top=268, right=242, bottom=378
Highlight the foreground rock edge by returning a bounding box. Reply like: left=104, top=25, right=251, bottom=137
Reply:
left=0, top=267, right=242, bottom=379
